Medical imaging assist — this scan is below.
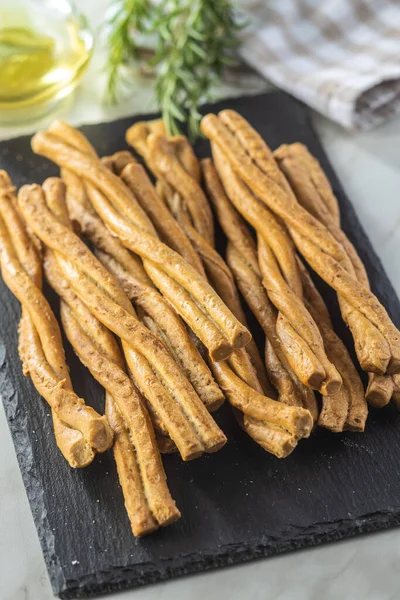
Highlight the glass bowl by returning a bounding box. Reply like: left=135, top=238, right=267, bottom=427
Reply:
left=0, top=0, right=93, bottom=124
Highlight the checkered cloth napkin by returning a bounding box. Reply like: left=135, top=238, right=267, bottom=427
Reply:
left=239, top=0, right=400, bottom=129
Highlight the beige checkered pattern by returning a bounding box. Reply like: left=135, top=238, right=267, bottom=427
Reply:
left=239, top=0, right=400, bottom=129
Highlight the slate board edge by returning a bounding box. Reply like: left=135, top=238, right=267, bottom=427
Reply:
left=1, top=91, right=399, bottom=599
left=60, top=511, right=400, bottom=599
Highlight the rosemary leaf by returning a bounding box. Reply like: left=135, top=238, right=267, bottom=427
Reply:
left=104, top=0, right=243, bottom=138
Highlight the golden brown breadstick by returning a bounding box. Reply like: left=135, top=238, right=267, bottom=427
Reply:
left=18, top=182, right=227, bottom=461
left=126, top=120, right=202, bottom=214
left=202, top=157, right=319, bottom=421
left=201, top=157, right=319, bottom=420
left=31, top=127, right=250, bottom=361
left=212, top=141, right=341, bottom=396
left=126, top=119, right=167, bottom=173
left=125, top=129, right=313, bottom=454
left=123, top=131, right=267, bottom=389
left=61, top=306, right=180, bottom=533
left=43, top=179, right=206, bottom=453
left=51, top=273, right=180, bottom=535
left=144, top=134, right=214, bottom=246
left=112, top=149, right=310, bottom=458
left=112, top=147, right=268, bottom=396
left=125, top=132, right=309, bottom=423
left=274, top=142, right=395, bottom=407
left=237, top=412, right=298, bottom=458
left=62, top=168, right=223, bottom=412
left=0, top=173, right=111, bottom=465
left=17, top=317, right=95, bottom=467
left=120, top=158, right=205, bottom=274
left=177, top=216, right=271, bottom=395
left=46, top=119, right=247, bottom=352
left=212, top=359, right=312, bottom=434
left=43, top=246, right=169, bottom=447
left=201, top=110, right=400, bottom=375
left=48, top=121, right=241, bottom=359
left=0, top=214, right=112, bottom=453
left=298, top=261, right=368, bottom=432
left=105, top=392, right=156, bottom=535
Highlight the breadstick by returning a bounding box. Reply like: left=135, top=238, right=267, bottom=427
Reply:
left=43, top=169, right=176, bottom=454
left=201, top=110, right=400, bottom=375
left=43, top=246, right=166, bottom=445
left=62, top=168, right=223, bottom=411
left=176, top=215, right=270, bottom=395
left=18, top=182, right=226, bottom=461
left=124, top=129, right=313, bottom=454
left=237, top=412, right=298, bottom=458
left=112, top=148, right=268, bottom=396
left=145, top=134, right=214, bottom=246
left=41, top=183, right=190, bottom=454
left=298, top=261, right=367, bottom=432
left=31, top=128, right=250, bottom=361
left=124, top=132, right=314, bottom=435
left=61, top=306, right=180, bottom=533
left=0, top=205, right=112, bottom=454
left=123, top=130, right=266, bottom=388
left=46, top=121, right=243, bottom=359
left=44, top=121, right=247, bottom=354
left=202, top=158, right=319, bottom=422
left=43, top=179, right=178, bottom=443
left=0, top=173, right=111, bottom=465
left=126, top=119, right=200, bottom=212
left=211, top=138, right=341, bottom=396
left=126, top=119, right=167, bottom=175
left=46, top=256, right=180, bottom=534
left=212, top=360, right=311, bottom=434
left=274, top=142, right=395, bottom=407
left=119, top=158, right=205, bottom=274
left=17, top=316, right=95, bottom=467
left=41, top=180, right=224, bottom=455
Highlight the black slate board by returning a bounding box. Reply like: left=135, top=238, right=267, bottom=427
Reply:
left=1, top=92, right=400, bottom=599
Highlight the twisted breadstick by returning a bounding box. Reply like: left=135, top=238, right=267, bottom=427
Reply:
left=212, top=143, right=339, bottom=392
left=105, top=151, right=205, bottom=275
left=201, top=111, right=400, bottom=376
left=125, top=124, right=269, bottom=395
left=143, top=133, right=214, bottom=246
left=298, top=261, right=368, bottom=431
left=124, top=130, right=313, bottom=456
left=61, top=166, right=223, bottom=413
left=210, top=141, right=341, bottom=396
left=274, top=142, right=396, bottom=408
left=42, top=177, right=205, bottom=451
left=31, top=125, right=251, bottom=362
left=201, top=158, right=319, bottom=422
left=111, top=151, right=270, bottom=402
left=0, top=173, right=112, bottom=466
left=43, top=247, right=180, bottom=536
left=51, top=123, right=223, bottom=412
left=43, top=176, right=170, bottom=451
left=42, top=179, right=202, bottom=456
left=18, top=182, right=227, bottom=461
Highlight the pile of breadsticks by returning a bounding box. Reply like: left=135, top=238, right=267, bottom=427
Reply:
left=0, top=110, right=398, bottom=538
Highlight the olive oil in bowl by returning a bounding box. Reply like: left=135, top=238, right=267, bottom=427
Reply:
left=0, top=0, right=93, bottom=122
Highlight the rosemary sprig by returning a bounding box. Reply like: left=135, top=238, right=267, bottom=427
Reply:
left=104, top=0, right=242, bottom=137
left=104, top=0, right=151, bottom=104
left=152, top=0, right=241, bottom=139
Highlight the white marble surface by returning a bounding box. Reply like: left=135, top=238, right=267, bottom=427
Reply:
left=1, top=2, right=400, bottom=599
